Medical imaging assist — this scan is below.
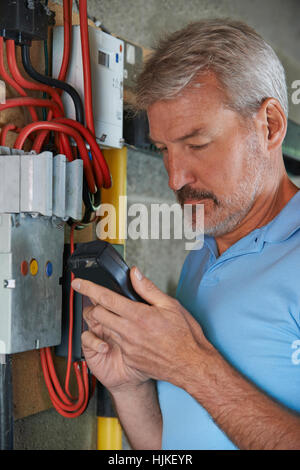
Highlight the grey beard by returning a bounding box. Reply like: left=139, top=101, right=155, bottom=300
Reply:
left=178, top=130, right=269, bottom=238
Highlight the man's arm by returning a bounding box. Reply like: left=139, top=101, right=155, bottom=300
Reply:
left=182, top=344, right=300, bottom=450
left=110, top=380, right=162, bottom=450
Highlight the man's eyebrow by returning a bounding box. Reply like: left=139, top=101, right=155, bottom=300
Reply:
left=148, top=128, right=207, bottom=145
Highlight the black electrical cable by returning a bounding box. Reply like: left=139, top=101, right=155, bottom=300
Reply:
left=0, top=355, right=14, bottom=450
left=21, top=43, right=84, bottom=125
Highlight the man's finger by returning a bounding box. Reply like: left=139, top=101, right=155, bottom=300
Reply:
left=130, top=266, right=174, bottom=307
left=81, top=330, right=109, bottom=354
left=90, top=303, right=128, bottom=338
left=83, top=306, right=123, bottom=344
left=71, top=278, right=141, bottom=320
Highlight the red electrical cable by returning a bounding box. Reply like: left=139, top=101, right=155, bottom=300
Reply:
left=14, top=120, right=97, bottom=193
left=32, top=129, right=74, bottom=162
left=40, top=348, right=89, bottom=417
left=0, top=37, right=38, bottom=122
left=32, top=121, right=103, bottom=188
left=16, top=115, right=110, bottom=190
left=6, top=39, right=74, bottom=158
left=79, top=0, right=95, bottom=136
left=44, top=347, right=74, bottom=405
left=0, top=44, right=108, bottom=191
left=0, top=97, right=62, bottom=116
left=0, top=97, right=62, bottom=148
left=6, top=40, right=65, bottom=114
left=54, top=117, right=111, bottom=188
left=57, top=0, right=72, bottom=84
left=43, top=348, right=85, bottom=410
left=32, top=117, right=111, bottom=188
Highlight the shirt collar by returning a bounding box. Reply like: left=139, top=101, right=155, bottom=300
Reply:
left=203, top=189, right=300, bottom=256
left=263, top=190, right=300, bottom=243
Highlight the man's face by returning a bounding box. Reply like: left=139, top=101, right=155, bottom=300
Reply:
left=147, top=74, right=269, bottom=237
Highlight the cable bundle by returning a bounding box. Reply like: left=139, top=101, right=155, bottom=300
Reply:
left=0, top=0, right=107, bottom=417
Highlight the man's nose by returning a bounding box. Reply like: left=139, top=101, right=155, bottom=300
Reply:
left=166, top=151, right=196, bottom=192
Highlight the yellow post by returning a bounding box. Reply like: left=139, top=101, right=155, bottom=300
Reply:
left=96, top=147, right=127, bottom=451
left=97, top=416, right=122, bottom=450
left=98, top=147, right=127, bottom=247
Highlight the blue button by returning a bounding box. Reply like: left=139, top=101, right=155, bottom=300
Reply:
left=46, top=261, right=53, bottom=277
left=116, top=53, right=119, bottom=63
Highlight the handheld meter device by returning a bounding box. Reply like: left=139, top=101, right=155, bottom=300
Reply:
left=67, top=240, right=146, bottom=303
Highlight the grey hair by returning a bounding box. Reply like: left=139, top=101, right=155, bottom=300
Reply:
left=134, top=19, right=288, bottom=117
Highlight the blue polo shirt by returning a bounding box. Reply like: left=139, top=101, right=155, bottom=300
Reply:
left=157, top=190, right=300, bottom=450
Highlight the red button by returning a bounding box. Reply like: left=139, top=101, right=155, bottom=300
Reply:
left=21, top=261, right=28, bottom=276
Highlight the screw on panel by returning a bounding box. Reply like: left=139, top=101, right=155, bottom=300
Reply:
left=3, top=280, right=16, bottom=289
left=99, top=134, right=107, bottom=142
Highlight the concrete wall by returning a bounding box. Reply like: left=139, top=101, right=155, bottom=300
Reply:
left=14, top=0, right=300, bottom=450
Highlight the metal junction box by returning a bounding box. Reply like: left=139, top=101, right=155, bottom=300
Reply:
left=0, top=213, right=65, bottom=354
left=53, top=25, right=124, bottom=149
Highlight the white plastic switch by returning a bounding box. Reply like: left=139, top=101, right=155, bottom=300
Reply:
left=0, top=155, right=20, bottom=213
left=65, top=159, right=83, bottom=220
left=53, top=154, right=67, bottom=218
left=20, top=151, right=53, bottom=216
left=0, top=80, right=6, bottom=103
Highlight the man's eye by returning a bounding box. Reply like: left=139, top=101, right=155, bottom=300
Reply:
left=158, top=147, right=168, bottom=153
left=189, top=143, right=209, bottom=151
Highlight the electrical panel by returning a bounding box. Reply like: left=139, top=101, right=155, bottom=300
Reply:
left=0, top=213, right=64, bottom=354
left=53, top=26, right=124, bottom=149
left=0, top=149, right=83, bottom=354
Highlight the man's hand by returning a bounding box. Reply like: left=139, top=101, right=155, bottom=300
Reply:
left=71, top=266, right=212, bottom=391
left=73, top=266, right=300, bottom=450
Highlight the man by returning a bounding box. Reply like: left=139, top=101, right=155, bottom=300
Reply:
left=72, top=19, right=300, bottom=449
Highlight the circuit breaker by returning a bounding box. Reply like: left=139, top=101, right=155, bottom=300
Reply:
left=0, top=148, right=83, bottom=354
left=53, top=25, right=124, bottom=149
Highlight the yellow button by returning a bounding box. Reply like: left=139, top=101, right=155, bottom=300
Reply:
left=30, top=259, right=39, bottom=276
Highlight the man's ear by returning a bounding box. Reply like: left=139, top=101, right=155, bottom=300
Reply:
left=254, top=98, right=287, bottom=151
